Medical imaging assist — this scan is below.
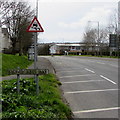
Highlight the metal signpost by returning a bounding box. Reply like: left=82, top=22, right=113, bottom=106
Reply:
left=26, top=16, right=44, bottom=95
left=8, top=68, right=48, bottom=94
left=26, top=0, right=44, bottom=95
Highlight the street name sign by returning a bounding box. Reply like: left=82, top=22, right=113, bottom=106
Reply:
left=8, top=69, right=49, bottom=75
left=27, top=16, right=44, bottom=32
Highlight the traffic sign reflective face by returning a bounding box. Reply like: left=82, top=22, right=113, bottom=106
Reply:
left=27, top=16, right=44, bottom=32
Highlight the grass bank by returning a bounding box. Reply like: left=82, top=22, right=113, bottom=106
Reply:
left=2, top=54, right=33, bottom=76
left=68, top=54, right=119, bottom=58
left=2, top=74, right=71, bottom=119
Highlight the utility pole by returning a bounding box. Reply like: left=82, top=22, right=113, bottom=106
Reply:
left=34, top=0, right=38, bottom=94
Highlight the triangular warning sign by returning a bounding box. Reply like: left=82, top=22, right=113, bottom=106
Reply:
left=27, top=16, right=44, bottom=32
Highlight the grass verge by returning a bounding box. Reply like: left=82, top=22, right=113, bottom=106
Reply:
left=2, top=54, right=33, bottom=76
left=68, top=54, right=119, bottom=58
left=2, top=74, right=72, bottom=119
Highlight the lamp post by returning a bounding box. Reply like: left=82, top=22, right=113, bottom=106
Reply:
left=88, top=21, right=100, bottom=56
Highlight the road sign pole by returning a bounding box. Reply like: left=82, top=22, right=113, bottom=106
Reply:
left=34, top=32, right=37, bottom=69
left=27, top=0, right=44, bottom=95
left=17, top=73, right=20, bottom=94
left=34, top=32, right=37, bottom=84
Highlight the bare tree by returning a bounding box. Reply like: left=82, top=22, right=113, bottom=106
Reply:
left=83, top=24, right=109, bottom=56
left=0, top=1, right=35, bottom=55
left=107, top=9, right=118, bottom=34
left=106, top=8, right=119, bottom=56
left=82, top=24, right=97, bottom=55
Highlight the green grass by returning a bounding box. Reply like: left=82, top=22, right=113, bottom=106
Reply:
left=2, top=74, right=71, bottom=119
left=2, top=54, right=33, bottom=76
left=68, top=54, right=119, bottom=58
left=0, top=54, right=2, bottom=76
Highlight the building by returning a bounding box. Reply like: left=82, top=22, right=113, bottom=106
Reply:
left=0, top=27, right=11, bottom=53
left=49, top=43, right=99, bottom=55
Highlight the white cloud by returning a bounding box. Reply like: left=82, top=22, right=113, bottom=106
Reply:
left=30, top=0, right=119, bottom=3
left=58, top=6, right=113, bottom=30
left=29, top=2, right=118, bottom=43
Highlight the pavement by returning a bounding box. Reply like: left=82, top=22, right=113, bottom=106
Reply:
left=1, top=57, right=55, bottom=81
left=42, top=56, right=119, bottom=119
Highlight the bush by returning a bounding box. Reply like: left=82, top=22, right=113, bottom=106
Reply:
left=2, top=74, right=71, bottom=119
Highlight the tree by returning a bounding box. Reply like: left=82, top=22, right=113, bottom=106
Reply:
left=107, top=9, right=118, bottom=34
left=83, top=22, right=109, bottom=56
left=0, top=1, right=35, bottom=55
left=106, top=9, right=119, bottom=56
left=82, top=24, right=97, bottom=55
left=98, top=28, right=109, bottom=56
left=37, top=44, right=50, bottom=55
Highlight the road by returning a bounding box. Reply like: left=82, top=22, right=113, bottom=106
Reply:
left=41, top=56, right=119, bottom=119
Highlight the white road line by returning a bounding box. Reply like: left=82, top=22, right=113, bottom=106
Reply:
left=62, top=80, right=105, bottom=84
left=57, top=70, right=82, bottom=73
left=85, top=68, right=95, bottom=73
left=110, top=64, right=118, bottom=68
left=100, top=75, right=117, bottom=85
left=65, top=89, right=119, bottom=94
left=73, top=107, right=120, bottom=114
left=97, top=62, right=105, bottom=64
left=59, top=74, right=95, bottom=78
left=88, top=60, right=95, bottom=62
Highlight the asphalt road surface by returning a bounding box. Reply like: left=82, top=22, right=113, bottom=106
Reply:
left=41, top=56, right=119, bottom=119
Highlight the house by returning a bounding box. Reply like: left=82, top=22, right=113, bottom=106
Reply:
left=49, top=43, right=86, bottom=55
left=0, top=27, right=11, bottom=53
left=49, top=43, right=101, bottom=55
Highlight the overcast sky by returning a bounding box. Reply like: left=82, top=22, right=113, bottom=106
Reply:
left=24, top=0, right=119, bottom=43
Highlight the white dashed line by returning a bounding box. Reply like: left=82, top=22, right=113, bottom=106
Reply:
left=110, top=64, right=118, bottom=68
left=100, top=75, right=117, bottom=85
left=65, top=89, right=119, bottom=94
left=85, top=68, right=95, bottom=73
left=57, top=70, right=82, bottom=73
left=62, top=80, right=104, bottom=84
left=97, top=62, right=105, bottom=64
left=73, top=107, right=120, bottom=114
left=59, top=74, right=95, bottom=78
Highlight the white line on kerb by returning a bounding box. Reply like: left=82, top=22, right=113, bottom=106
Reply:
left=73, top=107, right=120, bottom=114
left=62, top=80, right=104, bottom=84
left=100, top=75, right=117, bottom=85
left=85, top=68, right=95, bottom=73
left=59, top=74, right=95, bottom=78
left=65, top=89, right=119, bottom=94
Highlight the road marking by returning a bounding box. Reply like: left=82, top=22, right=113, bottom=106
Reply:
left=88, top=60, right=95, bottom=62
left=73, top=107, right=120, bottom=114
left=110, top=64, right=118, bottom=68
left=65, top=89, right=119, bottom=94
left=100, top=75, right=117, bottom=85
left=85, top=68, right=95, bottom=73
left=59, top=74, right=95, bottom=78
left=62, top=80, right=104, bottom=84
left=97, top=62, right=105, bottom=64
left=57, top=70, right=82, bottom=73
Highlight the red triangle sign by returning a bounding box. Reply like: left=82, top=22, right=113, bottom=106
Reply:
left=27, top=16, right=44, bottom=32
